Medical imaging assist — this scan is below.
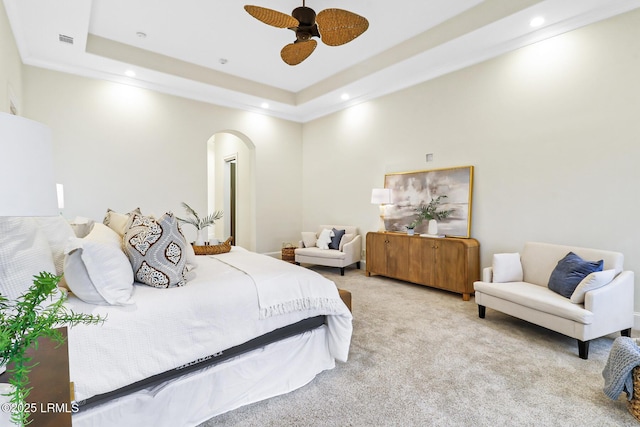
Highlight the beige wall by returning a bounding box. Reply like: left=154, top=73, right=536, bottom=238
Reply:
left=0, top=1, right=22, bottom=114
left=21, top=67, right=304, bottom=253
left=4, top=0, right=640, bottom=313
left=302, top=10, right=640, bottom=309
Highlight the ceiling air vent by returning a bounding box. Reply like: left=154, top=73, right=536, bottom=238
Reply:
left=58, top=34, right=74, bottom=44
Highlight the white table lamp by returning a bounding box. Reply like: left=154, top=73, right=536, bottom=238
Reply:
left=0, top=112, right=58, bottom=216
left=371, top=188, right=392, bottom=232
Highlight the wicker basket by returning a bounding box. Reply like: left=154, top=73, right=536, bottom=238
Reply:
left=281, top=245, right=297, bottom=263
left=629, top=366, right=640, bottom=421
left=192, top=237, right=233, bottom=255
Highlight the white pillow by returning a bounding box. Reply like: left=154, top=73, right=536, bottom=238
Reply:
left=36, top=216, right=75, bottom=276
left=301, top=231, right=317, bottom=248
left=316, top=228, right=334, bottom=250
left=492, top=253, right=523, bottom=283
left=570, top=269, right=616, bottom=304
left=0, top=218, right=56, bottom=301
left=339, top=233, right=355, bottom=251
left=64, top=223, right=134, bottom=305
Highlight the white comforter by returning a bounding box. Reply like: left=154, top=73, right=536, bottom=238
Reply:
left=65, top=247, right=352, bottom=402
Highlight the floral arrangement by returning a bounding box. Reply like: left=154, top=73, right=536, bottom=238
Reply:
left=0, top=273, right=104, bottom=425
left=409, top=195, right=453, bottom=229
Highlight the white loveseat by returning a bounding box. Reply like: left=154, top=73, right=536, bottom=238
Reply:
left=295, top=225, right=361, bottom=276
left=474, top=242, right=634, bottom=359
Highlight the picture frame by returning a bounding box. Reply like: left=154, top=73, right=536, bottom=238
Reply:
left=383, top=166, right=474, bottom=238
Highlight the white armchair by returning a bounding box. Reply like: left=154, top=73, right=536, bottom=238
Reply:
left=295, top=225, right=362, bottom=276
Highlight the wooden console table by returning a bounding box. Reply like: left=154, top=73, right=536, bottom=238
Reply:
left=0, top=327, right=73, bottom=427
left=366, top=232, right=480, bottom=300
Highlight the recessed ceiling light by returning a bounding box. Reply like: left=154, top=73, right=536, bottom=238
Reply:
left=530, top=16, right=545, bottom=28
left=341, top=93, right=350, bottom=101
left=125, top=70, right=136, bottom=77
left=136, top=32, right=147, bottom=39
left=261, top=102, right=269, bottom=109
left=219, top=58, right=228, bottom=65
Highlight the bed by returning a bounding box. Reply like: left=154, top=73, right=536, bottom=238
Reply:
left=0, top=214, right=353, bottom=427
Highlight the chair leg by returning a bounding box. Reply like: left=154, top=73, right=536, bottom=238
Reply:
left=622, top=328, right=632, bottom=337
left=356, top=261, right=361, bottom=269
left=478, top=305, right=486, bottom=318
left=578, top=340, right=590, bottom=360
left=340, top=267, right=345, bottom=276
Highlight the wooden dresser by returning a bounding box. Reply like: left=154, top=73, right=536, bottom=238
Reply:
left=366, top=232, right=480, bottom=300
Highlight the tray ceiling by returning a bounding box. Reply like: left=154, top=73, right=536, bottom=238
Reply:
left=5, top=0, right=640, bottom=122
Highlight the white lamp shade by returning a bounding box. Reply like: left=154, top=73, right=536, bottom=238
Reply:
left=371, top=188, right=392, bottom=205
left=0, top=113, right=58, bottom=216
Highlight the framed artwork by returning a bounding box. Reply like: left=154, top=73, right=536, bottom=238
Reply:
left=383, top=166, right=474, bottom=238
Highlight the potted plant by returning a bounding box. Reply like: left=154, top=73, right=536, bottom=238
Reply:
left=0, top=272, right=104, bottom=426
left=413, top=195, right=453, bottom=235
left=176, top=202, right=223, bottom=246
left=406, top=221, right=418, bottom=236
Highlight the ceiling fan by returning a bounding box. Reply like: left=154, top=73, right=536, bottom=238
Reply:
left=244, top=1, right=369, bottom=66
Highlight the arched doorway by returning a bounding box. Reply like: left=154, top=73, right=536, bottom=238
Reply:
left=207, top=131, right=256, bottom=251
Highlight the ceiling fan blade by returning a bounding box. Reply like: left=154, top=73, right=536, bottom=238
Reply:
left=316, top=9, right=369, bottom=46
left=244, top=5, right=299, bottom=29
left=281, top=40, right=317, bottom=66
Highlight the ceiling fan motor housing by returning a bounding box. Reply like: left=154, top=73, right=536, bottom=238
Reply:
left=291, top=6, right=320, bottom=42
left=292, top=6, right=315, bottom=26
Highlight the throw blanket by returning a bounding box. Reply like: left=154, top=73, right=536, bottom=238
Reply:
left=603, top=336, right=640, bottom=400
left=213, top=250, right=343, bottom=319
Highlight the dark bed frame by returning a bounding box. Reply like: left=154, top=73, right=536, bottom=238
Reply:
left=75, top=315, right=327, bottom=411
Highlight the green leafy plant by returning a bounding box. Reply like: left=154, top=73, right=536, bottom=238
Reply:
left=410, top=195, right=454, bottom=229
left=0, top=272, right=105, bottom=426
left=176, top=202, right=223, bottom=230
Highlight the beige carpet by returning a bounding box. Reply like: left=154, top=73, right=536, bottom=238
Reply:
left=201, top=266, right=637, bottom=426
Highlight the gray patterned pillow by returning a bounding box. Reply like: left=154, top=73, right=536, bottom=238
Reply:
left=123, top=212, right=187, bottom=288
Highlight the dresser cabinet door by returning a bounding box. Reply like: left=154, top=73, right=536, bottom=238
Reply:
left=366, top=232, right=388, bottom=276
left=385, top=233, right=410, bottom=282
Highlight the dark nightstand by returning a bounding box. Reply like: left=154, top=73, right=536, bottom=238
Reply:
left=0, top=327, right=73, bottom=427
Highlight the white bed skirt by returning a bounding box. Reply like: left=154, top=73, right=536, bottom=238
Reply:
left=73, top=325, right=335, bottom=427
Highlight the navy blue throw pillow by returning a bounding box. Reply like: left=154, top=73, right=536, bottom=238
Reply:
left=329, top=228, right=346, bottom=250
left=548, top=252, right=604, bottom=298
